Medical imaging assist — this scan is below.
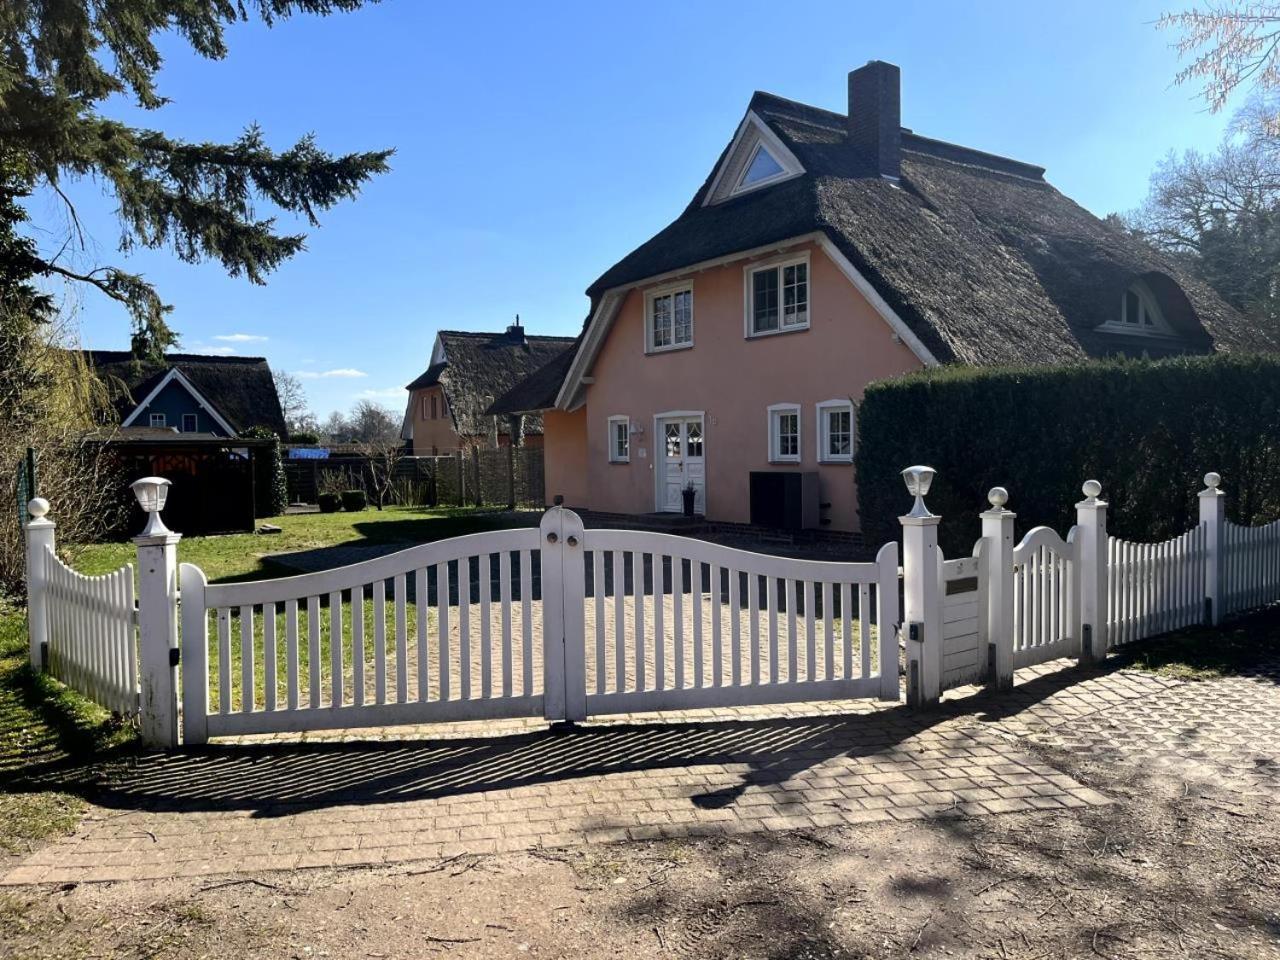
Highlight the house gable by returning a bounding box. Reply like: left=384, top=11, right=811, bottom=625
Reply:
left=120, top=367, right=238, bottom=436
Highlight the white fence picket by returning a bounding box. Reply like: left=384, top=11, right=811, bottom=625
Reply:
left=1107, top=524, right=1207, bottom=646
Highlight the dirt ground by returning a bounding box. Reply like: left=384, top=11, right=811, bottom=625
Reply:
left=2, top=721, right=1277, bottom=960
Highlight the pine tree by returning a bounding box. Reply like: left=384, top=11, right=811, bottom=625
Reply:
left=0, top=1, right=392, bottom=355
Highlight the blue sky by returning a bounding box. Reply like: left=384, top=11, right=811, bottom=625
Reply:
left=31, top=1, right=1244, bottom=419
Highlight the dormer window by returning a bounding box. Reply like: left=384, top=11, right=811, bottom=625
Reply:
left=1102, top=281, right=1175, bottom=338
left=738, top=144, right=786, bottom=190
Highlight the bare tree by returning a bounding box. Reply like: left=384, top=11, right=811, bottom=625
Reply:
left=359, top=436, right=408, bottom=510
left=348, top=399, right=400, bottom=444
left=273, top=370, right=316, bottom=436
left=1125, top=100, right=1280, bottom=322
left=1160, top=6, right=1280, bottom=128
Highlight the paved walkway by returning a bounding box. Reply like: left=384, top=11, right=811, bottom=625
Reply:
left=4, top=658, right=1278, bottom=885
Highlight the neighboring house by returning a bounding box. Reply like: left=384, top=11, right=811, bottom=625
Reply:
left=491, top=60, right=1279, bottom=533
left=402, top=322, right=576, bottom=455
left=85, top=351, right=288, bottom=438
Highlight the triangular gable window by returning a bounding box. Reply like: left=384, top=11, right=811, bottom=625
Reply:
left=704, top=111, right=805, bottom=205
left=740, top=144, right=785, bottom=188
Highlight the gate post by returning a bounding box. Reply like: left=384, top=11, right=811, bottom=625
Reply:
left=980, top=487, right=1015, bottom=691
left=24, top=498, right=56, bottom=670
left=132, top=477, right=181, bottom=749
left=539, top=506, right=586, bottom=723
left=1199, top=472, right=1225, bottom=625
left=899, top=466, right=942, bottom=708
left=1075, top=479, right=1109, bottom=664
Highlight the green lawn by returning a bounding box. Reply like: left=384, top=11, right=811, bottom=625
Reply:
left=1118, top=606, right=1280, bottom=680
left=72, top=505, right=541, bottom=584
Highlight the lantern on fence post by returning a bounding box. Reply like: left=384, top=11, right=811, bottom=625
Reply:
left=130, top=476, right=172, bottom=537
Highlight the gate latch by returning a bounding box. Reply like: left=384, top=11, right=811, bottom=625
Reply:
left=169, top=647, right=180, bottom=667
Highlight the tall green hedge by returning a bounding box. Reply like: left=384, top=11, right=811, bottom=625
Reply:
left=239, top=426, right=288, bottom=518
left=855, top=354, right=1280, bottom=556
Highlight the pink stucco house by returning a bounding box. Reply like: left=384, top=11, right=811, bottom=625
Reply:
left=489, top=61, right=1273, bottom=534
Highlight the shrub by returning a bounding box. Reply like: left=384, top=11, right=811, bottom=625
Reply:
left=317, top=492, right=342, bottom=513
left=855, top=353, right=1280, bottom=556
left=239, top=426, right=288, bottom=517
left=289, top=431, right=320, bottom=445
left=341, top=489, right=367, bottom=512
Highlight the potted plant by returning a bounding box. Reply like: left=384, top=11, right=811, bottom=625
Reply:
left=681, top=482, right=697, bottom=517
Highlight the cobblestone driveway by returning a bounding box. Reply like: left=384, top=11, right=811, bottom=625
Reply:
left=4, top=657, right=1277, bottom=886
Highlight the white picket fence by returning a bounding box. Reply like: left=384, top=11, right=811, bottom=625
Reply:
left=21, top=468, right=1280, bottom=746
left=1222, top=518, right=1280, bottom=618
left=1107, top=525, right=1207, bottom=646
left=41, top=547, right=138, bottom=716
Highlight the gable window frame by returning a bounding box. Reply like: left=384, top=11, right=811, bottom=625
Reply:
left=644, top=282, right=695, bottom=354
left=1101, top=281, right=1178, bottom=338
left=745, top=251, right=811, bottom=338
left=149, top=413, right=166, bottom=429
left=181, top=413, right=198, bottom=433
left=767, top=403, right=802, bottom=463
left=607, top=415, right=630, bottom=463
left=732, top=142, right=790, bottom=196
left=816, top=399, right=855, bottom=463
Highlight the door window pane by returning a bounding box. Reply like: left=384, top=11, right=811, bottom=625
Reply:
left=665, top=422, right=681, bottom=458
left=685, top=421, right=703, bottom=457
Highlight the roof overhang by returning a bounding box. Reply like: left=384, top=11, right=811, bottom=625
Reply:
left=555, top=230, right=938, bottom=409
left=119, top=367, right=240, bottom=436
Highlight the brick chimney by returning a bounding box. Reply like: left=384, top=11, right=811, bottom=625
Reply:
left=848, top=60, right=901, bottom=179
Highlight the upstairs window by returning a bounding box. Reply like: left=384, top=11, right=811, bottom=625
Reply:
left=1105, top=281, right=1175, bottom=337
left=738, top=144, right=786, bottom=189
left=816, top=399, right=854, bottom=463
left=608, top=416, right=630, bottom=463
left=747, top=255, right=809, bottom=336
left=768, top=403, right=801, bottom=463
left=149, top=413, right=166, bottom=428
left=182, top=413, right=198, bottom=433
left=646, top=285, right=694, bottom=352
left=431, top=395, right=438, bottom=419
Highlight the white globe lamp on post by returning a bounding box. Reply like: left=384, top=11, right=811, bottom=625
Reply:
left=131, top=477, right=173, bottom=538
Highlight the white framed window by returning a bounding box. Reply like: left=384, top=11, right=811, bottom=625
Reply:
left=734, top=142, right=788, bottom=193
left=182, top=413, right=198, bottom=432
left=816, top=399, right=854, bottom=463
left=1102, top=282, right=1176, bottom=337
left=745, top=253, right=809, bottom=337
left=607, top=415, right=630, bottom=463
left=645, top=284, right=694, bottom=353
left=767, top=403, right=801, bottom=463
left=149, top=413, right=166, bottom=428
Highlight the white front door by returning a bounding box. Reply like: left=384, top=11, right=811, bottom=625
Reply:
left=658, top=416, right=705, bottom=513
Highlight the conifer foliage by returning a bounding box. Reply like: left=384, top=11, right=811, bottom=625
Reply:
left=0, top=1, right=392, bottom=353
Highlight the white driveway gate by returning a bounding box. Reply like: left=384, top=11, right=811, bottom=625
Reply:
left=179, top=508, right=901, bottom=742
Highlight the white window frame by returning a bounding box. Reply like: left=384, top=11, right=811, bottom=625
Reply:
left=744, top=252, right=811, bottom=338
left=816, top=399, right=855, bottom=463
left=767, top=403, right=802, bottom=463
left=149, top=413, right=166, bottom=428
left=644, top=282, right=694, bottom=354
left=732, top=142, right=791, bottom=196
left=607, top=415, right=630, bottom=463
left=1101, top=282, right=1178, bottom=338
left=181, top=413, right=198, bottom=433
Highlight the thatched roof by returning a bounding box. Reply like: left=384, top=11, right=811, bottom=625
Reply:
left=406, top=329, right=575, bottom=436
left=82, top=351, right=288, bottom=437
left=591, top=91, right=1276, bottom=362
left=488, top=334, right=583, bottom=416
left=508, top=88, right=1279, bottom=411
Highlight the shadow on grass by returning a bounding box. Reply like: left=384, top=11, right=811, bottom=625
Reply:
left=1109, top=605, right=1280, bottom=681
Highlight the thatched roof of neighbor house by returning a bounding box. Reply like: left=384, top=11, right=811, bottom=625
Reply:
left=82, top=351, right=288, bottom=437
left=406, top=326, right=576, bottom=436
